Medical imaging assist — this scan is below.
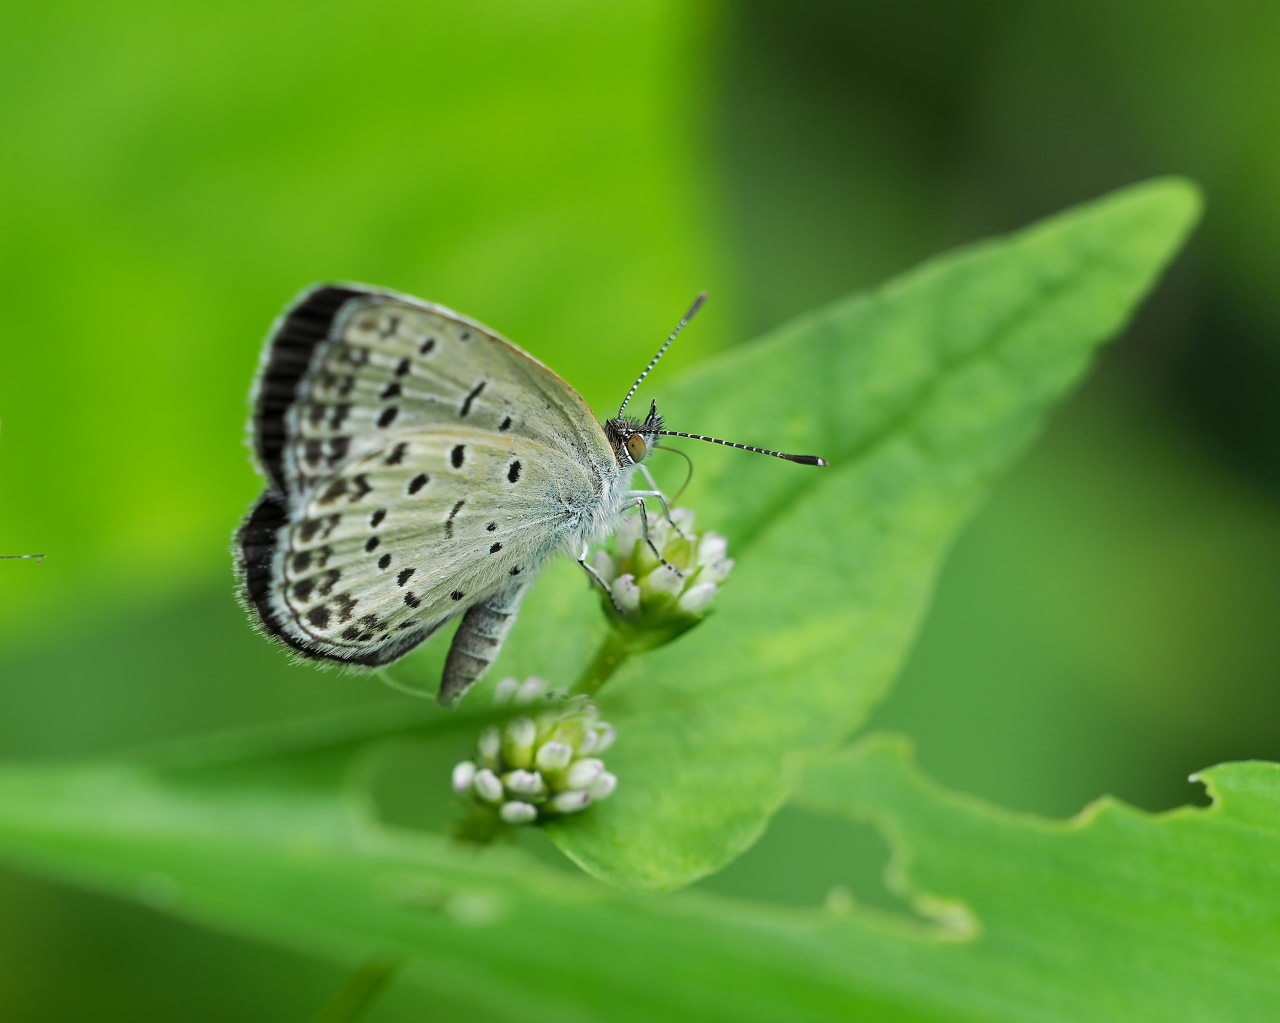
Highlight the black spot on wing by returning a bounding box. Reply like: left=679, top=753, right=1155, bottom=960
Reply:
left=370, top=508, right=386, bottom=527
left=333, top=592, right=357, bottom=623
left=349, top=474, right=372, bottom=501
left=316, top=568, right=341, bottom=597
left=385, top=442, right=408, bottom=466
left=298, top=515, right=335, bottom=544
left=460, top=380, right=486, bottom=416
left=507, top=460, right=522, bottom=483
left=451, top=444, right=465, bottom=469
left=445, top=499, right=464, bottom=538
left=318, top=479, right=347, bottom=505
left=408, top=473, right=429, bottom=495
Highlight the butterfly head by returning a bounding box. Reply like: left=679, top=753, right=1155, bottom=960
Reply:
left=605, top=399, right=664, bottom=467
left=608, top=294, right=828, bottom=471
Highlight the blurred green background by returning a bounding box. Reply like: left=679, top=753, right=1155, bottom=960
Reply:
left=2, top=1, right=1277, bottom=1019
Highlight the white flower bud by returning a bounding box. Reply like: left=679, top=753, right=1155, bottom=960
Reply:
left=591, top=549, right=615, bottom=580
left=503, top=769, right=544, bottom=797
left=701, top=557, right=735, bottom=585
left=648, top=564, right=684, bottom=597
left=499, top=801, right=538, bottom=825
left=616, top=513, right=644, bottom=554
left=588, top=771, right=617, bottom=800
left=516, top=677, right=547, bottom=705
left=610, top=573, right=642, bottom=612
left=565, top=757, right=605, bottom=789
left=548, top=790, right=592, bottom=814
left=677, top=580, right=718, bottom=614
left=492, top=677, right=520, bottom=705
left=451, top=760, right=477, bottom=793
left=472, top=768, right=504, bottom=804
left=477, top=726, right=502, bottom=766
left=534, top=741, right=574, bottom=772
left=696, top=532, right=728, bottom=566
left=590, top=722, right=616, bottom=753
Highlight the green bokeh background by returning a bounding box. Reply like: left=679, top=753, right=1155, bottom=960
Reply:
left=1, top=2, right=1276, bottom=1019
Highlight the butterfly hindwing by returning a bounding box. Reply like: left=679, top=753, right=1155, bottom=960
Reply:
left=240, top=424, right=599, bottom=666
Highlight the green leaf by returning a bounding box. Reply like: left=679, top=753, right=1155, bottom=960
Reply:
left=522, top=179, right=1201, bottom=889
left=795, top=736, right=1280, bottom=1021
left=0, top=731, right=1274, bottom=1021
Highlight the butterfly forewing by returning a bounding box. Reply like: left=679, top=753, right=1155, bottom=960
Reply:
left=238, top=285, right=621, bottom=677
left=258, top=287, right=612, bottom=495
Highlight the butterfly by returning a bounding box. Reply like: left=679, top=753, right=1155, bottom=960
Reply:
left=236, top=284, right=825, bottom=706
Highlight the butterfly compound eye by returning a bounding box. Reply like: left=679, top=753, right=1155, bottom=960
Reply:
left=625, top=432, right=649, bottom=464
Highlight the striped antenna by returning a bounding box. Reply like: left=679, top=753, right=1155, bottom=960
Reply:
left=657, top=430, right=827, bottom=466
left=617, top=293, right=707, bottom=418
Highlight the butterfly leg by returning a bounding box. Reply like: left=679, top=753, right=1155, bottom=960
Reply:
left=635, top=464, right=689, bottom=540
left=627, top=497, right=684, bottom=578
left=439, top=582, right=528, bottom=707
left=578, top=546, right=627, bottom=614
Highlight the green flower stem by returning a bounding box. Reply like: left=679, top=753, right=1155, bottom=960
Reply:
left=454, top=800, right=504, bottom=846
left=575, top=628, right=637, bottom=695
left=309, top=958, right=400, bottom=1023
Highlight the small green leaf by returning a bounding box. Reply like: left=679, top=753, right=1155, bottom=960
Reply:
left=533, top=179, right=1201, bottom=889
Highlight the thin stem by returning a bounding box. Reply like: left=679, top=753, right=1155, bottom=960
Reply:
left=575, top=628, right=635, bottom=696
left=454, top=801, right=504, bottom=845
left=309, top=958, right=400, bottom=1023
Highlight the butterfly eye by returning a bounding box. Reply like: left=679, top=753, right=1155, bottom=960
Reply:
left=625, top=433, right=649, bottom=464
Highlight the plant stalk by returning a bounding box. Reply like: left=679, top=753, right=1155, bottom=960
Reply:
left=309, top=958, right=400, bottom=1023
left=574, top=628, right=635, bottom=695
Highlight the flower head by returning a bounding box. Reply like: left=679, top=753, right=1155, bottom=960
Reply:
left=591, top=507, right=733, bottom=648
left=452, top=678, right=617, bottom=827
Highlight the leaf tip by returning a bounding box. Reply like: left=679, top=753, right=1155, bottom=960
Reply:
left=1113, top=175, right=1204, bottom=241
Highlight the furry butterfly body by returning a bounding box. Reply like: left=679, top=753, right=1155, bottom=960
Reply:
left=236, top=285, right=643, bottom=704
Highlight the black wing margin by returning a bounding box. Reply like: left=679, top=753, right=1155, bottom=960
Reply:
left=250, top=284, right=368, bottom=492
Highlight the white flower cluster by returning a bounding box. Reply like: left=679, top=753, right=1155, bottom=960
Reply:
left=591, top=507, right=734, bottom=626
left=451, top=677, right=617, bottom=825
